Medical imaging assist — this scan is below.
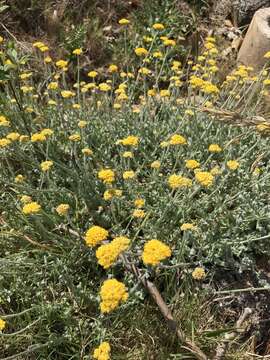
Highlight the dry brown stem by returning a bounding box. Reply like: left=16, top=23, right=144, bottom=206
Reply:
left=122, top=258, right=208, bottom=360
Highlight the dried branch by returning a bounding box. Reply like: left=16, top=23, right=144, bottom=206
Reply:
left=122, top=256, right=208, bottom=360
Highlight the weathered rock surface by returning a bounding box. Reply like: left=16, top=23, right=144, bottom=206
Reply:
left=237, top=8, right=270, bottom=70
left=214, top=0, right=270, bottom=25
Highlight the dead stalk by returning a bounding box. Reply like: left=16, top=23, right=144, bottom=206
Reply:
left=122, top=256, right=208, bottom=360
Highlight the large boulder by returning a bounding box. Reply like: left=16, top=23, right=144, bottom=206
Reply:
left=237, top=8, right=270, bottom=70
left=214, top=0, right=270, bottom=26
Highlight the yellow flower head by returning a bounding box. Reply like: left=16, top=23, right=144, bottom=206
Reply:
left=100, top=278, right=128, bottom=313
left=88, top=70, right=98, bottom=78
left=152, top=23, right=165, bottom=30
left=151, top=160, right=161, bottom=169
left=73, top=48, right=82, bottom=55
left=118, top=135, right=139, bottom=146
left=168, top=174, right=192, bottom=189
left=78, top=120, right=87, bottom=128
left=40, top=160, right=53, bottom=172
left=40, top=128, right=54, bottom=137
left=122, top=151, right=133, bottom=158
left=0, top=318, right=6, bottom=331
left=192, top=267, right=206, bottom=280
left=153, top=51, right=163, bottom=58
left=33, top=41, right=45, bottom=48
left=132, top=209, right=145, bottom=218
left=20, top=195, right=32, bottom=204
left=108, top=64, right=118, bottom=73
left=227, top=160, right=239, bottom=170
left=22, top=202, right=41, bottom=215
left=185, top=109, right=194, bottom=116
left=82, top=148, right=93, bottom=156
left=208, top=144, right=222, bottom=153
left=44, top=56, right=52, bottom=63
left=96, top=236, right=130, bottom=269
left=195, top=171, right=214, bottom=187
left=69, top=134, right=81, bottom=142
left=169, top=134, right=187, bottom=145
left=103, top=189, right=122, bottom=201
left=118, top=18, right=130, bottom=25
left=15, top=174, right=25, bottom=183
left=93, top=342, right=111, bottom=360
left=180, top=223, right=196, bottom=231
left=163, top=39, right=176, bottom=46
left=99, top=83, right=111, bottom=92
left=160, top=89, right=170, bottom=97
left=47, top=82, right=58, bottom=90
left=56, top=204, right=70, bottom=216
left=134, top=47, right=148, bottom=56
left=6, top=132, right=20, bottom=141
left=56, top=59, right=68, bottom=68
left=31, top=133, right=46, bottom=142
left=134, top=198, right=145, bottom=208
left=19, top=72, right=32, bottom=80
left=0, top=115, right=10, bottom=127
left=0, top=138, right=11, bottom=147
left=98, top=169, right=115, bottom=184
left=142, top=239, right=171, bottom=266
left=61, top=90, right=75, bottom=98
left=185, top=159, right=200, bottom=170
left=123, top=170, right=135, bottom=180
left=85, top=225, right=109, bottom=247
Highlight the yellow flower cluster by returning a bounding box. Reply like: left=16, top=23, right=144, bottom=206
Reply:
left=227, top=160, right=239, bottom=170
left=40, top=160, right=53, bottom=172
left=117, top=135, right=139, bottom=146
left=189, top=75, right=219, bottom=95
left=0, top=318, right=6, bottom=331
left=103, top=189, right=122, bottom=201
left=142, top=239, right=171, bottom=266
left=168, top=174, right=192, bottom=189
left=0, top=115, right=10, bottom=127
left=96, top=236, right=130, bottom=269
left=22, top=202, right=41, bottom=215
left=132, top=209, right=145, bottom=218
left=181, top=223, right=196, bottom=231
left=135, top=47, right=148, bottom=56
left=185, top=159, right=200, bottom=169
left=56, top=203, right=70, bottom=216
left=15, top=174, right=25, bottom=183
left=98, top=169, right=115, bottom=184
left=123, top=170, right=135, bottom=180
left=99, top=279, right=128, bottom=313
left=192, top=267, right=206, bottom=280
left=93, top=342, right=111, bottom=360
left=85, top=226, right=109, bottom=247
left=169, top=134, right=187, bottom=145
left=208, top=144, right=222, bottom=153
left=195, top=171, right=214, bottom=187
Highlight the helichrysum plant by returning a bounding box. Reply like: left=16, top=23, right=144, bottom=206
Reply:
left=1, top=19, right=270, bottom=359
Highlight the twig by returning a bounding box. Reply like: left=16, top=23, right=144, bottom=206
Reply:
left=1, top=307, right=35, bottom=319
left=213, top=307, right=252, bottom=360
left=0, top=318, right=41, bottom=337
left=214, top=287, right=270, bottom=295
left=1, top=230, right=52, bottom=251
left=0, top=342, right=51, bottom=360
